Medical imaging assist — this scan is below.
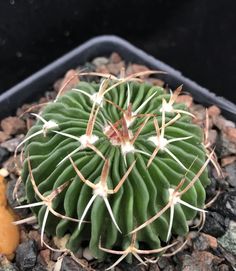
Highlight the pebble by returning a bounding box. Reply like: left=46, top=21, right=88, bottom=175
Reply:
left=95, top=64, right=110, bottom=74
left=213, top=115, right=235, bottom=131
left=225, top=127, right=236, bottom=143
left=6, top=179, right=28, bottom=216
left=225, top=162, right=236, bottom=187
left=176, top=95, right=193, bottom=107
left=106, top=61, right=125, bottom=75
left=208, top=129, right=218, bottom=146
left=39, top=249, right=51, bottom=266
left=218, top=132, right=236, bottom=156
left=202, top=212, right=228, bottom=237
left=126, top=64, right=150, bottom=78
left=92, top=57, right=109, bottom=67
left=211, top=190, right=236, bottom=220
left=192, top=233, right=217, bottom=251
left=0, top=168, right=9, bottom=177
left=1, top=135, right=24, bottom=153
left=82, top=247, right=94, bottom=261
left=0, top=147, right=10, bottom=165
left=0, top=131, right=10, bottom=143
left=179, top=251, right=222, bottom=271
left=15, top=240, right=37, bottom=270
left=1, top=117, right=26, bottom=136
left=110, top=52, right=122, bottom=64
left=61, top=256, right=84, bottom=271
left=0, top=255, right=18, bottom=271
left=218, top=221, right=236, bottom=255
left=28, top=231, right=44, bottom=250
left=208, top=105, right=221, bottom=117
left=3, top=156, right=21, bottom=176
left=221, top=155, right=236, bottom=167
left=193, top=233, right=217, bottom=251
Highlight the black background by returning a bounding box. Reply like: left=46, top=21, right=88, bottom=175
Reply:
left=0, top=0, right=235, bottom=102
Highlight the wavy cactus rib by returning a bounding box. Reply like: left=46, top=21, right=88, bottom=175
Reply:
left=18, top=73, right=210, bottom=264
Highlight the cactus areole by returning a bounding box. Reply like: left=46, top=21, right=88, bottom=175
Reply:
left=19, top=72, right=210, bottom=264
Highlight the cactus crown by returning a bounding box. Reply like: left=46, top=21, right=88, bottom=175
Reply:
left=17, top=71, right=211, bottom=267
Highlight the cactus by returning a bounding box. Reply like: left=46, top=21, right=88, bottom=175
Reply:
left=16, top=71, right=211, bottom=266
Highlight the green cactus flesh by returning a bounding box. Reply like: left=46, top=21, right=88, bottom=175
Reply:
left=21, top=80, right=210, bottom=259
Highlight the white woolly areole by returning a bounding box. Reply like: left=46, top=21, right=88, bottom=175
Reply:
left=43, top=120, right=58, bottom=130
left=148, top=136, right=168, bottom=150
left=168, top=188, right=179, bottom=204
left=91, top=93, right=103, bottom=106
left=93, top=183, right=107, bottom=197
left=160, top=103, right=173, bottom=113
left=121, top=142, right=135, bottom=155
left=79, top=134, right=99, bottom=147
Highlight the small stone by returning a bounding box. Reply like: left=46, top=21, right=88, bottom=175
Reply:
left=225, top=127, right=236, bottom=143
left=149, top=263, right=160, bottom=271
left=110, top=52, right=122, bottom=64
left=191, top=104, right=206, bottom=124
left=202, top=233, right=218, bottom=249
left=106, top=61, right=125, bottom=75
left=32, top=263, right=48, bottom=271
left=225, top=162, right=236, bottom=187
left=192, top=233, right=217, bottom=251
left=211, top=190, right=236, bottom=220
left=126, top=64, right=150, bottom=78
left=0, top=147, right=10, bottom=165
left=53, top=79, right=63, bottom=93
left=176, top=95, right=193, bottom=107
left=213, top=115, right=235, bottom=131
left=95, top=64, right=110, bottom=74
left=0, top=255, right=18, bottom=271
left=82, top=247, right=94, bottom=261
left=39, top=249, right=51, bottom=265
left=92, top=57, right=109, bottom=67
left=0, top=168, right=9, bottom=177
left=28, top=231, right=43, bottom=250
left=1, top=117, right=26, bottom=136
left=202, top=212, right=228, bottom=237
left=1, top=135, right=24, bottom=153
left=208, top=105, right=221, bottom=117
left=221, top=156, right=236, bottom=167
left=179, top=251, right=222, bottom=271
left=208, top=129, right=218, bottom=146
left=218, top=221, right=236, bottom=255
left=15, top=240, right=37, bottom=270
left=6, top=179, right=27, bottom=216
left=61, top=256, right=84, bottom=271
left=0, top=131, right=10, bottom=143
left=218, top=132, right=236, bottom=156
left=218, top=264, right=230, bottom=271
left=3, top=156, right=21, bottom=175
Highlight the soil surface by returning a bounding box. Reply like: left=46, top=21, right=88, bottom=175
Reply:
left=0, top=52, right=236, bottom=271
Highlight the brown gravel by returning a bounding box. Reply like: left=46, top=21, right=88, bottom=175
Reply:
left=1, top=117, right=26, bottom=136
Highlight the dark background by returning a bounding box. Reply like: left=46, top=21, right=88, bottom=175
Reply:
left=0, top=0, right=235, bottom=102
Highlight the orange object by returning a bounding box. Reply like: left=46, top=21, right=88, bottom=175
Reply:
left=0, top=176, right=20, bottom=259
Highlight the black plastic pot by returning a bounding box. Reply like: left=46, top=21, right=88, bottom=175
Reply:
left=0, top=35, right=236, bottom=121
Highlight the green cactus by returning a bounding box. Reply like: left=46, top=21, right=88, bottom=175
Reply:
left=17, top=72, right=211, bottom=265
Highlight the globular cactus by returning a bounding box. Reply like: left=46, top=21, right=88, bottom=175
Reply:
left=16, top=71, right=211, bottom=266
